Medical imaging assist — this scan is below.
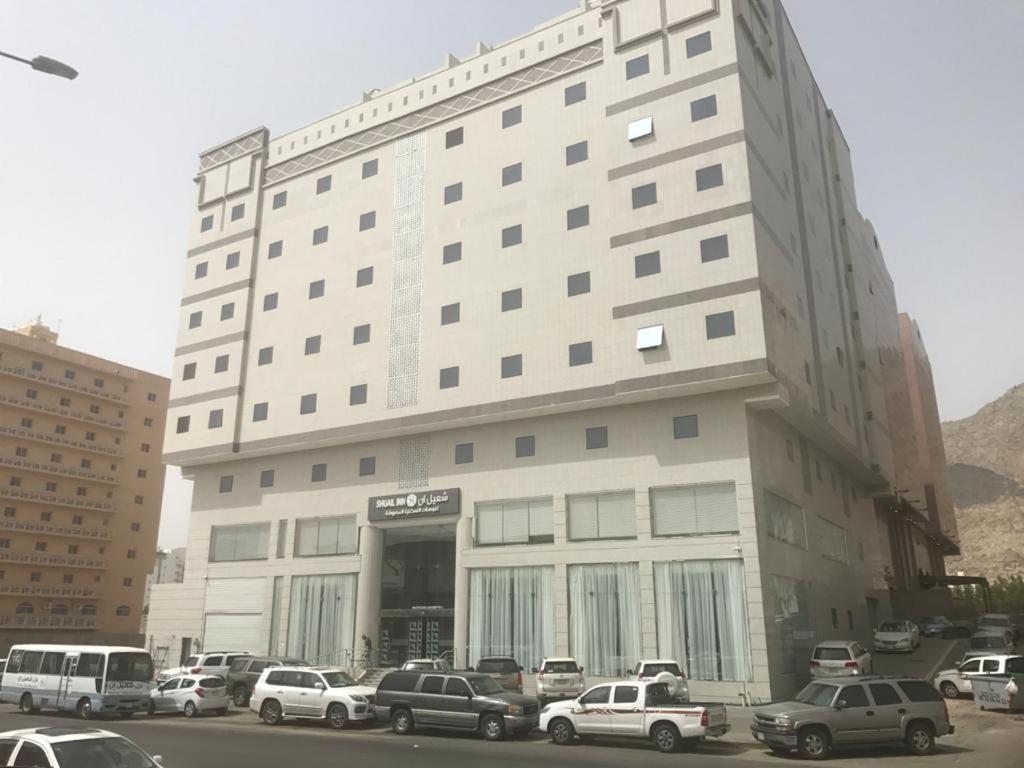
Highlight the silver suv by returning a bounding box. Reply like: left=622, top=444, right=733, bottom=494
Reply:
left=751, top=676, right=953, bottom=760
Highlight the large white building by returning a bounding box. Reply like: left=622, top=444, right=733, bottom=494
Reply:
left=147, top=0, right=957, bottom=702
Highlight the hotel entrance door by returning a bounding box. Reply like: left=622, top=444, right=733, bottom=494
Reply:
left=379, top=611, right=454, bottom=666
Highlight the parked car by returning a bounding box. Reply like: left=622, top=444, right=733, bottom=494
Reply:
left=0, top=727, right=164, bottom=767
left=917, top=616, right=959, bottom=638
left=400, top=658, right=454, bottom=674
left=874, top=621, right=920, bottom=652
left=631, top=659, right=690, bottom=702
left=226, top=655, right=308, bottom=707
left=540, top=680, right=729, bottom=753
left=474, top=656, right=523, bottom=693
left=977, top=613, right=1020, bottom=641
left=810, top=640, right=873, bottom=678
left=934, top=654, right=1024, bottom=699
left=157, top=650, right=251, bottom=683
left=751, top=676, right=954, bottom=759
left=148, top=674, right=229, bottom=717
left=968, top=629, right=1015, bottom=656
left=535, top=657, right=585, bottom=703
left=374, top=670, right=540, bottom=740
left=250, top=666, right=376, bottom=729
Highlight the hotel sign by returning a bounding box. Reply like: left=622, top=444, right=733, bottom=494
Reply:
left=368, top=488, right=461, bottom=522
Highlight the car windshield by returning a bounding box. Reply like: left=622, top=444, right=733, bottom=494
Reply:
left=199, top=677, right=224, bottom=687
left=404, top=662, right=434, bottom=670
left=643, top=663, right=683, bottom=676
left=469, top=676, right=504, bottom=695
left=542, top=661, right=580, bottom=673
left=981, top=617, right=1010, bottom=627
left=107, top=653, right=154, bottom=682
left=794, top=683, right=839, bottom=706
left=878, top=622, right=906, bottom=632
left=51, top=737, right=158, bottom=768
left=971, top=636, right=1005, bottom=649
left=477, top=659, right=518, bottom=674
left=322, top=671, right=357, bottom=687
left=813, top=647, right=851, bottom=660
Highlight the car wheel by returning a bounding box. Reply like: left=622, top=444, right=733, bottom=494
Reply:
left=232, top=686, right=250, bottom=707
left=327, top=703, right=349, bottom=730
left=76, top=698, right=92, bottom=719
left=19, top=693, right=39, bottom=714
left=391, top=707, right=414, bottom=735
left=480, top=713, right=506, bottom=741
left=549, top=717, right=575, bottom=746
left=940, top=682, right=959, bottom=699
left=261, top=700, right=283, bottom=725
left=184, top=701, right=198, bottom=718
left=652, top=723, right=681, bottom=753
left=905, top=721, right=935, bottom=755
left=797, top=726, right=831, bottom=760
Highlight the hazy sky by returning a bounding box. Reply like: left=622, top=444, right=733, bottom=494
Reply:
left=2, top=1, right=1022, bottom=548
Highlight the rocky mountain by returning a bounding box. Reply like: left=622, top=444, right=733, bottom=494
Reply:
left=942, top=384, right=1024, bottom=580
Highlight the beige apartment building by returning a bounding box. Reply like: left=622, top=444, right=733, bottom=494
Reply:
left=0, top=321, right=169, bottom=647
left=148, top=0, right=958, bottom=701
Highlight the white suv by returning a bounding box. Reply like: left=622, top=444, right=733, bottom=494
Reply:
left=632, top=659, right=689, bottom=702
left=157, top=650, right=251, bottom=683
left=250, top=666, right=376, bottom=729
left=536, top=657, right=585, bottom=702
left=0, top=727, right=164, bottom=767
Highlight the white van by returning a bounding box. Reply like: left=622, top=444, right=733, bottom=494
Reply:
left=0, top=644, right=153, bottom=718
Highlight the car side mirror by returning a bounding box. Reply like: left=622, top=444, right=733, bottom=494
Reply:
left=835, top=699, right=848, bottom=710
left=314, top=682, right=325, bottom=691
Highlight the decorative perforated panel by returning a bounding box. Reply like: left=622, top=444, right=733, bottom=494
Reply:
left=398, top=436, right=431, bottom=489
left=386, top=134, right=426, bottom=410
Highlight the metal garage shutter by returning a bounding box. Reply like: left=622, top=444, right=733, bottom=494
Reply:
left=205, top=577, right=265, bottom=613
left=202, top=613, right=262, bottom=651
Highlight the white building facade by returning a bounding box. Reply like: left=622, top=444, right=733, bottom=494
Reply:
left=148, top=0, right=950, bottom=702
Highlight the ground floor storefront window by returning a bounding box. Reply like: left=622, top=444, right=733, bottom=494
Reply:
left=569, top=563, right=640, bottom=676
left=654, top=559, right=752, bottom=681
left=468, top=566, right=553, bottom=670
left=287, top=573, right=357, bottom=665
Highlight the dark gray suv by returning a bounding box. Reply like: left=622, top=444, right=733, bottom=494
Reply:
left=374, top=670, right=540, bottom=740
left=225, top=655, right=308, bottom=706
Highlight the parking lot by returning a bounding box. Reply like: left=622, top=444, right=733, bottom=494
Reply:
left=2, top=638, right=1020, bottom=768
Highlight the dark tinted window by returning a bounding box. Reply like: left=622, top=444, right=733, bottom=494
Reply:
left=0, top=740, right=17, bottom=762
left=982, top=659, right=1000, bottom=672
left=40, top=652, right=65, bottom=675
left=13, top=742, right=48, bottom=767
left=380, top=672, right=421, bottom=692
left=76, top=653, right=104, bottom=678
left=477, top=659, right=518, bottom=673
left=180, top=679, right=196, bottom=689
left=542, top=661, right=580, bottom=673
left=204, top=655, right=223, bottom=666
left=897, top=680, right=943, bottom=702
left=869, top=684, right=901, bottom=705
left=199, top=677, right=224, bottom=688
left=1006, top=657, right=1024, bottom=674
left=420, top=675, right=444, bottom=694
left=614, top=685, right=639, bottom=703
left=229, top=658, right=251, bottom=673
left=280, top=671, right=304, bottom=687
left=445, top=677, right=471, bottom=696
left=838, top=685, right=869, bottom=707
left=300, top=672, right=322, bottom=689
left=581, top=685, right=611, bottom=705
left=813, top=647, right=852, bottom=660
left=160, top=679, right=180, bottom=691
left=265, top=671, right=286, bottom=685
left=643, top=663, right=682, bottom=676
left=20, top=651, right=43, bottom=674
left=248, top=661, right=270, bottom=674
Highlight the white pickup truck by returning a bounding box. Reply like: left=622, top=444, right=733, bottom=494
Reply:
left=539, top=680, right=730, bottom=753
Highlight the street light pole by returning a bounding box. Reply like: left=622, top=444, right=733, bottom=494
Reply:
left=0, top=49, right=78, bottom=79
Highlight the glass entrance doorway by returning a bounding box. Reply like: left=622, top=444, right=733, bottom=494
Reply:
left=378, top=523, right=456, bottom=666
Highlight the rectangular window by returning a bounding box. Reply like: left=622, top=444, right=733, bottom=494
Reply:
left=568, top=341, right=592, bottom=367
left=705, top=311, right=736, bottom=338
left=176, top=416, right=190, bottom=434
left=208, top=409, right=224, bottom=429
left=585, top=426, right=608, bottom=450
left=220, top=302, right=234, bottom=321
left=515, top=435, right=535, bottom=458
left=569, top=563, right=640, bottom=676
left=188, top=311, right=202, bottom=329
left=502, top=105, right=522, bottom=128
left=226, top=251, right=240, bottom=269
left=763, top=491, right=807, bottom=548
left=445, top=126, right=464, bottom=148
left=469, top=566, right=554, bottom=672
left=311, top=463, right=327, bottom=482
left=443, top=182, right=463, bottom=204
left=455, top=442, right=474, bottom=464
left=359, top=456, right=376, bottom=476
left=501, top=163, right=522, bottom=186
left=568, top=491, right=635, bottom=540
left=651, top=483, right=738, bottom=536
left=230, top=203, right=245, bottom=221
left=442, top=242, right=462, bottom=264
left=294, top=515, right=356, bottom=556
left=300, top=393, right=317, bottom=414
left=362, top=158, right=378, bottom=178
left=696, top=163, right=724, bottom=191
left=200, top=214, right=214, bottom=232
left=690, top=94, right=718, bottom=121
left=209, top=523, right=270, bottom=562
left=309, top=279, right=325, bottom=299
left=304, top=335, right=321, bottom=355
left=349, top=384, right=367, bottom=405
left=625, top=53, right=650, bottom=79
left=253, top=402, right=268, bottom=422
left=501, top=354, right=522, bottom=378
left=564, top=81, right=586, bottom=105
left=353, top=324, right=370, bottom=345
left=195, top=261, right=208, bottom=279
left=686, top=31, right=712, bottom=58
left=214, top=354, right=229, bottom=373
left=634, top=250, right=661, bottom=278
left=567, top=271, right=590, bottom=296
left=566, top=204, right=590, bottom=230
left=355, top=266, right=374, bottom=287
left=673, top=414, right=699, bottom=439
left=700, top=234, right=729, bottom=262
left=312, top=225, right=329, bottom=245
left=259, top=469, right=275, bottom=488
left=263, top=293, right=278, bottom=311
left=272, top=191, right=287, bottom=209
left=476, top=497, right=554, bottom=546
left=268, top=240, right=283, bottom=259
left=316, top=175, right=332, bottom=194
left=218, top=475, right=233, bottom=493
left=501, top=224, right=522, bottom=248
left=654, top=559, right=751, bottom=681
left=258, top=346, right=273, bottom=366
left=440, top=302, right=460, bottom=325
left=439, top=366, right=459, bottom=389
left=501, top=288, right=522, bottom=312
left=819, top=517, right=848, bottom=563
left=631, top=182, right=657, bottom=208
left=565, top=140, right=588, bottom=165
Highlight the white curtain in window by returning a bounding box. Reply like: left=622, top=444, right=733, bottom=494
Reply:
left=468, top=566, right=553, bottom=671
left=569, top=563, right=640, bottom=676
left=286, top=573, right=357, bottom=665
left=654, top=559, right=752, bottom=681
left=210, top=523, right=270, bottom=562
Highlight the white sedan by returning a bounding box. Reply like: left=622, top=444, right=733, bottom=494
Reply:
left=874, top=621, right=920, bottom=653
left=0, top=727, right=163, bottom=767
left=149, top=675, right=229, bottom=717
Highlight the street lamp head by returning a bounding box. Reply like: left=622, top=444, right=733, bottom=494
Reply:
left=31, top=55, right=78, bottom=80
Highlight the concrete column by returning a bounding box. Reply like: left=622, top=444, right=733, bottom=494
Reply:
left=452, top=515, right=471, bottom=668
left=554, top=563, right=570, bottom=656
left=354, top=525, right=383, bottom=661
left=638, top=560, right=658, bottom=657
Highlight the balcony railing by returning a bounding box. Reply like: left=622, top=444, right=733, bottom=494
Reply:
left=0, top=393, right=126, bottom=431
left=0, top=487, right=115, bottom=513
left=1, top=364, right=126, bottom=404
left=0, top=583, right=101, bottom=598
left=0, top=550, right=106, bottom=569
left=0, top=517, right=111, bottom=541
left=0, top=425, right=123, bottom=457
left=0, top=614, right=97, bottom=629
left=0, top=455, right=117, bottom=484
